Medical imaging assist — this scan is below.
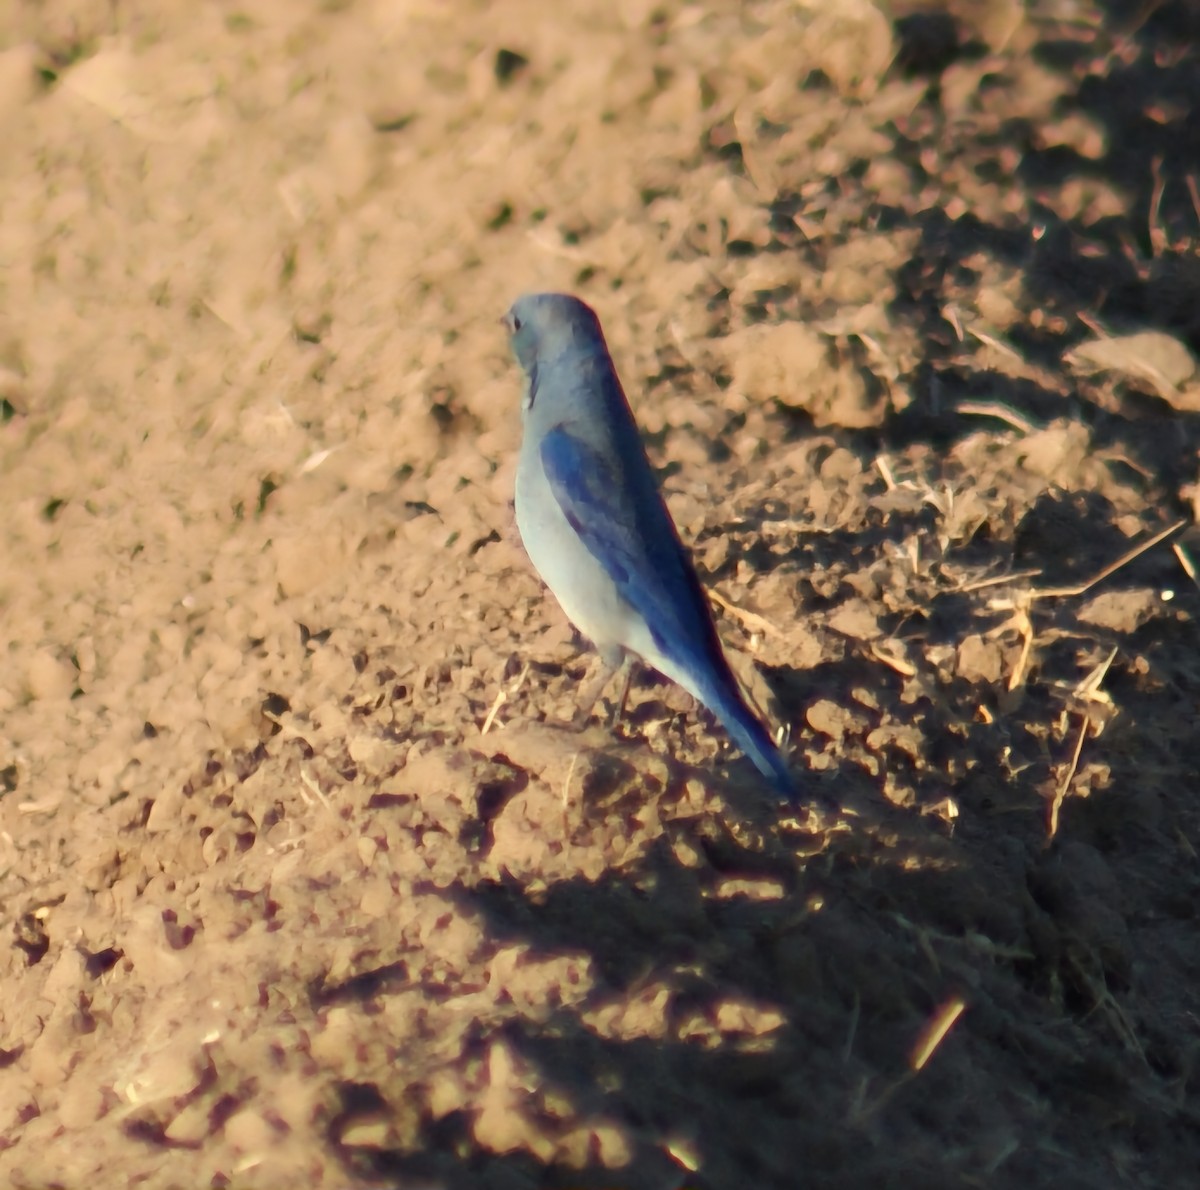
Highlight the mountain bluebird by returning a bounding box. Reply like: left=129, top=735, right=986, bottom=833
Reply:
left=504, top=292, right=799, bottom=802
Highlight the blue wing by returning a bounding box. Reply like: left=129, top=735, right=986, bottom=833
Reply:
left=539, top=424, right=717, bottom=664
left=540, top=423, right=799, bottom=801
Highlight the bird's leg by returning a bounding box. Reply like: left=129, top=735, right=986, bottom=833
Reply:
left=569, top=661, right=615, bottom=730
left=608, top=657, right=638, bottom=728
left=569, top=649, right=627, bottom=731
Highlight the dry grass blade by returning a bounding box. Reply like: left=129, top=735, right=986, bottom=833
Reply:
left=955, top=400, right=1039, bottom=433
left=848, top=1071, right=913, bottom=1126
left=1173, top=540, right=1199, bottom=589
left=1048, top=716, right=1089, bottom=839
left=1032, top=519, right=1186, bottom=599
left=910, top=996, right=968, bottom=1072
left=708, top=587, right=776, bottom=636
left=1150, top=155, right=1168, bottom=257
left=966, top=326, right=1025, bottom=364
left=957, top=568, right=1043, bottom=594
left=842, top=991, right=861, bottom=1064
left=1073, top=647, right=1117, bottom=703
left=977, top=521, right=1184, bottom=695
left=561, top=750, right=580, bottom=812
left=1068, top=953, right=1146, bottom=1062
left=481, top=662, right=530, bottom=735
left=983, top=594, right=1035, bottom=691
left=869, top=641, right=916, bottom=676
left=849, top=995, right=968, bottom=1127
left=298, top=766, right=334, bottom=813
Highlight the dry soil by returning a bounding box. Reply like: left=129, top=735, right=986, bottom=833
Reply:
left=3, top=1, right=1200, bottom=1188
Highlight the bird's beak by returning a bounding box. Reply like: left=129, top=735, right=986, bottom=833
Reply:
left=499, top=312, right=514, bottom=334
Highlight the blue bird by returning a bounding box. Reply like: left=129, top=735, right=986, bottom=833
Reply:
left=503, top=292, right=800, bottom=803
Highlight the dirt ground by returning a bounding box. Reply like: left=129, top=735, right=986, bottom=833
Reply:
left=3, top=1, right=1200, bottom=1186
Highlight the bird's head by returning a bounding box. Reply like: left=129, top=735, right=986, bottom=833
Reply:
left=501, top=293, right=604, bottom=375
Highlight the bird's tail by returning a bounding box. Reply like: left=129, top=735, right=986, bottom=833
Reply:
left=698, top=677, right=799, bottom=803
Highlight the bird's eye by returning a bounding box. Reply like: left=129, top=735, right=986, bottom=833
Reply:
left=511, top=315, right=523, bottom=332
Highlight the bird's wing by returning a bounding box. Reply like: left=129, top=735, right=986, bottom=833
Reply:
left=539, top=424, right=715, bottom=654
left=541, top=423, right=797, bottom=799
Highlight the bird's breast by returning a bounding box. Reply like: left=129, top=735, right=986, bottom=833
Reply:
left=515, top=441, right=642, bottom=655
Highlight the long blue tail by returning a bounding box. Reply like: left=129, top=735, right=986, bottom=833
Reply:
left=702, top=680, right=798, bottom=803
